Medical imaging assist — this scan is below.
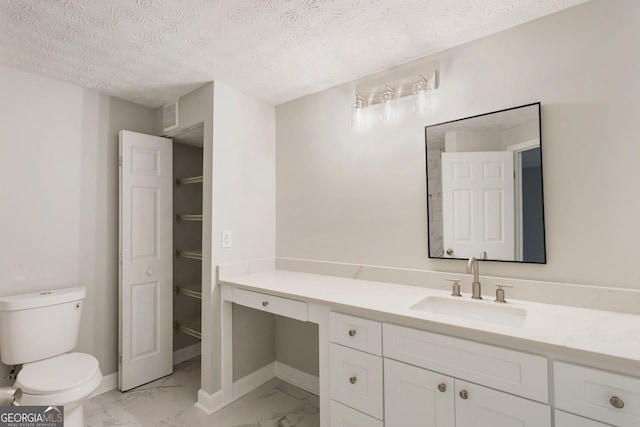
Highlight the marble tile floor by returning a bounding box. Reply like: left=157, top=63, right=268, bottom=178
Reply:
left=85, top=357, right=319, bottom=427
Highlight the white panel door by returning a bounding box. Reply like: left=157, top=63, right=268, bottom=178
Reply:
left=384, top=358, right=454, bottom=427
left=455, top=380, right=551, bottom=427
left=119, top=130, right=173, bottom=391
left=442, top=151, right=514, bottom=260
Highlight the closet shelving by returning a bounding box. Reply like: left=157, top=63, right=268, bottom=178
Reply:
left=176, top=175, right=203, bottom=185
left=173, top=134, right=205, bottom=364
left=174, top=317, right=201, bottom=340
left=175, top=250, right=202, bottom=260
left=175, top=284, right=202, bottom=300
left=175, top=214, right=202, bottom=222
left=174, top=167, right=203, bottom=344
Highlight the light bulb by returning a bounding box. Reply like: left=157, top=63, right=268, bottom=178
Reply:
left=380, top=87, right=398, bottom=123
left=351, top=95, right=368, bottom=129
left=412, top=79, right=431, bottom=115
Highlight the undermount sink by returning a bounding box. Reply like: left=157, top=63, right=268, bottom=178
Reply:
left=411, top=296, right=527, bottom=328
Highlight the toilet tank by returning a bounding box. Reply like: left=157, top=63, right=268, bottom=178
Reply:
left=0, top=287, right=86, bottom=365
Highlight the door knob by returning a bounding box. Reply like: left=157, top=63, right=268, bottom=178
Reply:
left=262, top=301, right=269, bottom=307
left=145, top=268, right=154, bottom=276
left=348, top=329, right=357, bottom=337
left=446, top=248, right=454, bottom=256
left=459, top=390, right=469, bottom=399
left=438, top=383, right=447, bottom=392
left=349, top=376, right=357, bottom=384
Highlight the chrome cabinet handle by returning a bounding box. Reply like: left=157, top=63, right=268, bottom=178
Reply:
left=262, top=301, right=269, bottom=307
left=459, top=390, right=469, bottom=399
left=348, top=329, right=356, bottom=337
left=446, top=248, right=454, bottom=256
left=438, top=383, right=446, bottom=393
left=610, top=396, right=625, bottom=409
left=349, top=376, right=357, bottom=384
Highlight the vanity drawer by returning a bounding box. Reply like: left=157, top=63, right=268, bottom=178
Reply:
left=330, top=400, right=384, bottom=427
left=330, top=343, right=383, bottom=420
left=554, top=361, right=640, bottom=427
left=330, top=312, right=382, bottom=355
left=383, top=323, right=548, bottom=403
left=234, top=288, right=307, bottom=321
left=554, top=410, right=613, bottom=427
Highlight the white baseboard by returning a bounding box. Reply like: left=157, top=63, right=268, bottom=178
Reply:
left=93, top=346, right=201, bottom=399
left=173, top=343, right=201, bottom=365
left=274, top=362, right=319, bottom=395
left=232, top=362, right=276, bottom=400
left=195, top=388, right=224, bottom=415
left=230, top=361, right=319, bottom=401
left=90, top=372, right=118, bottom=398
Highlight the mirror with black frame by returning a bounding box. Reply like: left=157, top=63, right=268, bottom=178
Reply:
left=425, top=102, right=546, bottom=263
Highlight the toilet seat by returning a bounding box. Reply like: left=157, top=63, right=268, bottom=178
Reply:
left=16, top=352, right=102, bottom=406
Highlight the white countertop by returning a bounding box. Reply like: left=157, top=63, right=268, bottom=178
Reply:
left=219, top=269, right=640, bottom=365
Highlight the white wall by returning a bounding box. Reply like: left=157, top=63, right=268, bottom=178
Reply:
left=200, top=81, right=276, bottom=395
left=0, top=64, right=157, bottom=377
left=276, top=0, right=640, bottom=290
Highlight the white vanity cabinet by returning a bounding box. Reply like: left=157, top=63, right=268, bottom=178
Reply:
left=384, top=358, right=455, bottom=426
left=218, top=274, right=640, bottom=427
left=385, top=358, right=551, bottom=427
left=329, top=312, right=384, bottom=426
left=554, top=361, right=640, bottom=427
left=454, top=379, right=551, bottom=427
left=383, top=323, right=551, bottom=427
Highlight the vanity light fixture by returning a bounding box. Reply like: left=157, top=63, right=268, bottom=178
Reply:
left=353, top=69, right=438, bottom=127
left=380, top=86, right=398, bottom=123
left=351, top=94, right=368, bottom=129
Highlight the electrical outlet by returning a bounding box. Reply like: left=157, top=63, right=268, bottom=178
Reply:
left=222, top=230, right=232, bottom=248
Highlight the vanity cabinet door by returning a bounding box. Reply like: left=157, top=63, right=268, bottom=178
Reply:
left=454, top=380, right=551, bottom=427
left=331, top=400, right=384, bottom=427
left=555, top=410, right=613, bottom=427
left=384, top=358, right=454, bottom=427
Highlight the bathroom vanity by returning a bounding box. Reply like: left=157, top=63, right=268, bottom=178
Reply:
left=218, top=266, right=640, bottom=427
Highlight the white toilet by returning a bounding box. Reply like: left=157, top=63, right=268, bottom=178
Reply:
left=0, top=286, right=102, bottom=427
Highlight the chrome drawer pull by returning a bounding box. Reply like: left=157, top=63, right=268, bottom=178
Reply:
left=349, top=376, right=357, bottom=385
left=262, top=301, right=269, bottom=307
left=348, top=329, right=356, bottom=337
left=459, top=390, right=469, bottom=399
left=610, top=396, right=625, bottom=409
left=438, top=383, right=446, bottom=393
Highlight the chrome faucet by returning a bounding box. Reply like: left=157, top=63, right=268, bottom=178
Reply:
left=467, top=257, right=482, bottom=299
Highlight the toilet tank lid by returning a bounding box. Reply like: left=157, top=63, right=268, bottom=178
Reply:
left=0, top=287, right=86, bottom=311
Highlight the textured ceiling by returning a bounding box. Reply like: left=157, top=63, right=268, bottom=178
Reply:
left=0, top=0, right=588, bottom=108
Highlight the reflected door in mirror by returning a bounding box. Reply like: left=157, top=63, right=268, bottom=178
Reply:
left=442, top=151, right=514, bottom=260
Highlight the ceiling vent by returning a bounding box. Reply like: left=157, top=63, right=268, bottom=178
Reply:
left=163, top=101, right=179, bottom=133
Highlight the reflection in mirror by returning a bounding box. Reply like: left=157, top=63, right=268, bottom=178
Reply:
left=426, top=103, right=546, bottom=263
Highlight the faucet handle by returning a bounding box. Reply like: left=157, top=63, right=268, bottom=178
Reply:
left=446, top=278, right=462, bottom=297
left=494, top=283, right=513, bottom=303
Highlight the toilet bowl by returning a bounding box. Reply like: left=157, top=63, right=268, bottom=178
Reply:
left=0, top=287, right=102, bottom=427
left=15, top=352, right=102, bottom=426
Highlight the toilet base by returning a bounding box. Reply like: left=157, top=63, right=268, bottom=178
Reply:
left=64, top=404, right=84, bottom=427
